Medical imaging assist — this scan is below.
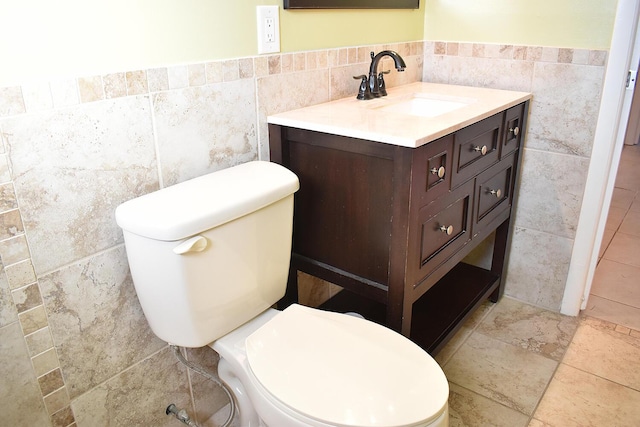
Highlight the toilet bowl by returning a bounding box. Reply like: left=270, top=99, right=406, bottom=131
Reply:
left=212, top=304, right=449, bottom=427
left=115, top=161, right=449, bottom=427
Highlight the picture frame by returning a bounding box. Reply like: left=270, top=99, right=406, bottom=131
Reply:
left=283, top=0, right=419, bottom=9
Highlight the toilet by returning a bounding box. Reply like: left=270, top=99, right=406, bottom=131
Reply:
left=115, top=161, right=449, bottom=427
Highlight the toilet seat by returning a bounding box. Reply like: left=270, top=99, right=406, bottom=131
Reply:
left=245, top=304, right=449, bottom=427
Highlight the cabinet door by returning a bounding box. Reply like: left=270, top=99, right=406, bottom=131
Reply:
left=408, top=179, right=474, bottom=288
left=452, top=112, right=503, bottom=188
left=412, top=134, right=454, bottom=204
left=474, top=153, right=516, bottom=232
left=501, top=103, right=525, bottom=158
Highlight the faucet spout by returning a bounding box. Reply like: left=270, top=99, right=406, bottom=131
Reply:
left=368, top=50, right=406, bottom=98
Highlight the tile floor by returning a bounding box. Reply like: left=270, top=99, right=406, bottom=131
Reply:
left=437, top=144, right=640, bottom=426
left=584, top=143, right=640, bottom=331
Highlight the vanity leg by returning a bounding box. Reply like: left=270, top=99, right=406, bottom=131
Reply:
left=489, top=219, right=511, bottom=302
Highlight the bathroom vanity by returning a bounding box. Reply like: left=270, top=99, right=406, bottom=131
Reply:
left=268, top=82, right=531, bottom=354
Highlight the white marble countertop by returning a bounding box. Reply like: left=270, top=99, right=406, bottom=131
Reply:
left=267, top=82, right=532, bottom=148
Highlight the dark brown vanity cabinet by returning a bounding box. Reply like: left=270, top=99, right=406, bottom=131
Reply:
left=269, top=101, right=528, bottom=354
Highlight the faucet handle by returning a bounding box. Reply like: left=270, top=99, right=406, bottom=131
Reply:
left=377, top=70, right=390, bottom=97
left=353, top=75, right=373, bottom=100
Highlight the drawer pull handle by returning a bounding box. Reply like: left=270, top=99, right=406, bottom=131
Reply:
left=439, top=225, right=454, bottom=235
left=489, top=189, right=502, bottom=198
left=510, top=126, right=520, bottom=136
left=473, top=145, right=488, bottom=155
left=430, top=166, right=446, bottom=178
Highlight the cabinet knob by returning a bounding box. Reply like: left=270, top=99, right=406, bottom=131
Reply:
left=473, top=145, right=488, bottom=155
left=430, top=166, right=446, bottom=178
left=489, top=189, right=502, bottom=198
left=439, top=225, right=454, bottom=235
left=510, top=126, right=520, bottom=137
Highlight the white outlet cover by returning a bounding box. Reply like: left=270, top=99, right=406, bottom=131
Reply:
left=257, top=5, right=280, bottom=54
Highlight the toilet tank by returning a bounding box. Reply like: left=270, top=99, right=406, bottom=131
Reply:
left=115, top=161, right=299, bottom=347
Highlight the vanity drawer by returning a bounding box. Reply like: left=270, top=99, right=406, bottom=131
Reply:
left=409, top=179, right=474, bottom=287
left=452, top=112, right=503, bottom=188
left=501, top=103, right=525, bottom=158
left=413, top=134, right=454, bottom=204
left=474, top=153, right=516, bottom=230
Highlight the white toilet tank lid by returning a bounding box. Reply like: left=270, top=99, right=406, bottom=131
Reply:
left=115, top=161, right=299, bottom=241
left=246, top=304, right=449, bottom=427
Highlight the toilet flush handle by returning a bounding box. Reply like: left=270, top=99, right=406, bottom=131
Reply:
left=173, top=235, right=208, bottom=255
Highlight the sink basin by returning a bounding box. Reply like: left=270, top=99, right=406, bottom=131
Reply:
left=376, top=94, right=474, bottom=118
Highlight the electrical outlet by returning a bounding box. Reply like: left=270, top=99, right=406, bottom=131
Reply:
left=257, top=5, right=280, bottom=54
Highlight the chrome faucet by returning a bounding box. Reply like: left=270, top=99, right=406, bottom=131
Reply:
left=353, top=50, right=407, bottom=100
left=368, top=50, right=406, bottom=97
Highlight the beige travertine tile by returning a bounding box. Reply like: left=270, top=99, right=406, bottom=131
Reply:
left=25, top=326, right=54, bottom=357
left=534, top=363, right=640, bottom=426
left=239, top=58, right=254, bottom=79
left=168, top=65, right=189, bottom=89
left=563, top=316, right=640, bottom=390
left=603, top=232, right=640, bottom=267
left=0, top=208, right=24, bottom=240
left=0, top=235, right=31, bottom=266
left=153, top=79, right=258, bottom=186
left=205, top=61, right=224, bottom=83
left=583, top=295, right=640, bottom=331
left=50, top=78, right=80, bottom=107
left=38, top=368, right=65, bottom=396
left=51, top=406, right=75, bottom=427
left=3, top=95, right=158, bottom=274
left=19, top=304, right=48, bottom=335
left=21, top=81, right=53, bottom=112
left=436, top=300, right=495, bottom=366
left=435, top=325, right=473, bottom=368
left=78, top=76, right=104, bottom=103
left=444, top=332, right=557, bottom=415
left=4, top=259, right=36, bottom=290
left=126, top=70, right=148, bottom=95
left=0, top=182, right=18, bottom=212
left=590, top=259, right=640, bottom=308
left=0, top=270, right=18, bottom=327
left=72, top=347, right=191, bottom=427
left=147, top=68, right=169, bottom=92
left=505, top=226, right=573, bottom=311
left=0, top=86, right=26, bottom=116
left=222, top=59, right=240, bottom=81
left=39, top=247, right=165, bottom=399
left=11, top=282, right=42, bottom=312
left=32, top=347, right=60, bottom=377
left=256, top=68, right=330, bottom=160
left=0, top=322, right=51, bottom=426
left=0, top=154, right=10, bottom=183
left=476, top=297, right=578, bottom=361
left=527, top=62, right=604, bottom=157
left=103, top=72, right=127, bottom=99
left=188, top=64, right=206, bottom=87
left=448, top=383, right=529, bottom=427
left=44, top=385, right=70, bottom=415
left=446, top=56, right=534, bottom=92
left=514, top=150, right=590, bottom=240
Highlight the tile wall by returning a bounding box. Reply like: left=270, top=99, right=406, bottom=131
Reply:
left=0, top=42, right=423, bottom=427
left=423, top=41, right=608, bottom=311
left=0, top=39, right=607, bottom=426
